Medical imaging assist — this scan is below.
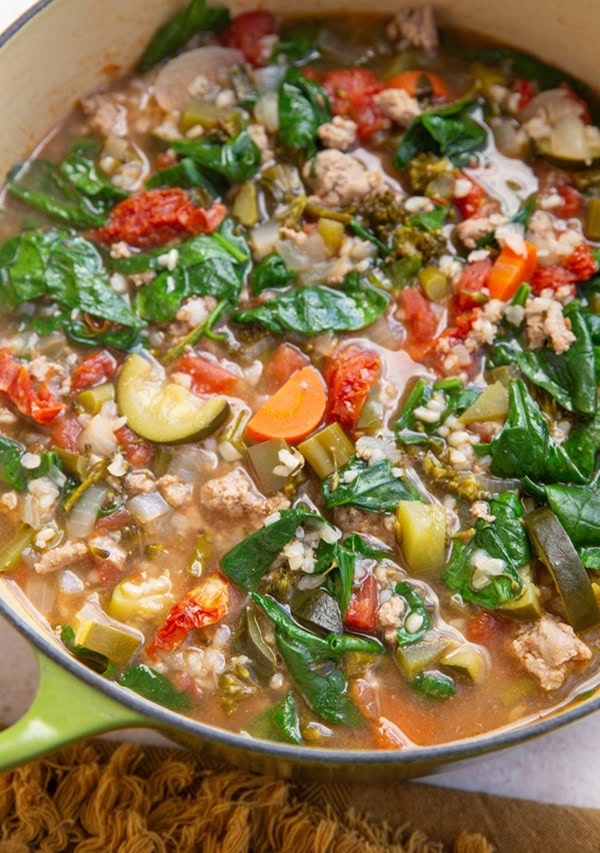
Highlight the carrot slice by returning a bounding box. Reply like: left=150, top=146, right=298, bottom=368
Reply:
left=245, top=365, right=327, bottom=443
left=386, top=70, right=450, bottom=100
left=488, top=241, right=538, bottom=301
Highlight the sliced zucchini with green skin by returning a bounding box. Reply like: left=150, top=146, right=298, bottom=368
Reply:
left=117, top=353, right=230, bottom=444
left=395, top=634, right=452, bottom=679
left=439, top=645, right=487, bottom=683
left=524, top=508, right=600, bottom=631
left=75, top=619, right=141, bottom=666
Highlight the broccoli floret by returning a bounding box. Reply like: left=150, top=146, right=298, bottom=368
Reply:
left=218, top=661, right=258, bottom=715
left=391, top=224, right=447, bottom=263
left=348, top=189, right=408, bottom=241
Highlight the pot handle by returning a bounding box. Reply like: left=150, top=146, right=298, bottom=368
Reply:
left=0, top=649, right=151, bottom=772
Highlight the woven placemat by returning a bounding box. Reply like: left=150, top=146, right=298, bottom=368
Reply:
left=1, top=739, right=599, bottom=852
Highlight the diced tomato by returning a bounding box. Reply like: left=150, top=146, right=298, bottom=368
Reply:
left=531, top=265, right=577, bottom=296
left=320, top=68, right=387, bottom=141
left=565, top=243, right=599, bottom=281
left=453, top=176, right=486, bottom=219
left=344, top=573, right=378, bottom=633
left=513, top=78, right=536, bottom=111
left=50, top=413, right=83, bottom=452
left=95, top=506, right=131, bottom=532
left=263, top=343, right=310, bottom=393
left=71, top=350, right=118, bottom=393
left=147, top=573, right=230, bottom=657
left=174, top=353, right=238, bottom=395
left=451, top=309, right=479, bottom=339
left=90, top=190, right=226, bottom=248
left=453, top=258, right=492, bottom=312
left=466, top=611, right=505, bottom=647
left=154, top=150, right=178, bottom=170
left=0, top=349, right=64, bottom=425
left=115, top=425, right=154, bottom=467
left=324, top=344, right=381, bottom=435
left=399, top=287, right=439, bottom=361
left=221, top=11, right=277, bottom=65
left=386, top=70, right=450, bottom=101
left=555, top=184, right=584, bottom=218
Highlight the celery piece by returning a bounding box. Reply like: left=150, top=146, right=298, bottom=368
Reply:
left=0, top=524, right=34, bottom=573
left=395, top=635, right=452, bottom=679
left=584, top=197, right=600, bottom=241
left=395, top=501, right=447, bottom=574
left=232, top=182, right=259, bottom=228
left=498, top=581, right=542, bottom=620
left=418, top=266, right=448, bottom=302
left=76, top=382, right=115, bottom=414
left=75, top=619, right=141, bottom=665
left=458, top=381, right=509, bottom=425
left=54, top=448, right=89, bottom=479
left=247, top=439, right=290, bottom=495
left=298, top=423, right=355, bottom=480
left=439, top=644, right=487, bottom=683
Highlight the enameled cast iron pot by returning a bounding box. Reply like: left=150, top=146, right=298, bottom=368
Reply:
left=1, top=0, right=600, bottom=780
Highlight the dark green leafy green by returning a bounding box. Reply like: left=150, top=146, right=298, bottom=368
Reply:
left=220, top=508, right=331, bottom=592
left=323, top=456, right=420, bottom=513
left=329, top=534, right=390, bottom=617
left=545, top=484, right=600, bottom=547
left=486, top=380, right=589, bottom=484
left=272, top=27, right=320, bottom=65
left=394, top=582, right=432, bottom=646
left=118, top=664, right=193, bottom=711
left=146, top=157, right=223, bottom=197
left=278, top=67, right=331, bottom=156
left=489, top=303, right=597, bottom=416
left=395, top=377, right=478, bottom=446
left=410, top=204, right=449, bottom=232
left=172, top=129, right=261, bottom=185
left=0, top=439, right=62, bottom=493
left=249, top=253, right=295, bottom=295
left=233, top=277, right=388, bottom=336
left=137, top=0, right=230, bottom=72
left=410, top=670, right=456, bottom=700
left=394, top=100, right=487, bottom=169
left=246, top=691, right=303, bottom=744
left=442, top=492, right=528, bottom=607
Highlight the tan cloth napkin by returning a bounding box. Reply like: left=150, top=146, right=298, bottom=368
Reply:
left=0, top=739, right=598, bottom=852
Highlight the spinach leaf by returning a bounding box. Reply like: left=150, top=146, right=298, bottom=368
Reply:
left=0, top=437, right=28, bottom=492
left=246, top=691, right=303, bottom=744
left=331, top=534, right=390, bottom=617
left=489, top=303, right=596, bottom=416
left=486, top=379, right=588, bottom=484
left=220, top=508, right=332, bottom=591
left=272, top=27, right=320, bottom=65
left=0, top=230, right=141, bottom=331
left=410, top=670, right=456, bottom=700
left=252, top=594, right=365, bottom=726
left=137, top=0, right=230, bottom=72
left=395, top=582, right=432, bottom=646
left=581, top=547, right=600, bottom=571
left=233, top=279, right=388, bottom=336
left=118, top=664, right=193, bottom=711
left=278, top=67, right=332, bottom=156
left=146, top=157, right=223, bottom=198
left=394, top=377, right=478, bottom=446
left=60, top=139, right=128, bottom=211
left=249, top=253, right=295, bottom=295
left=172, top=129, right=261, bottom=185
left=323, top=456, right=420, bottom=513
left=410, top=204, right=448, bottom=232
left=394, top=100, right=487, bottom=169
left=442, top=492, right=527, bottom=607
left=545, top=484, right=600, bottom=547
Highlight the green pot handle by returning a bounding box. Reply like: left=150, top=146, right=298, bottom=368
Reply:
left=0, top=649, right=151, bottom=772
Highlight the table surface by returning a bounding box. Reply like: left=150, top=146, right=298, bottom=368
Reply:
left=2, top=0, right=600, bottom=810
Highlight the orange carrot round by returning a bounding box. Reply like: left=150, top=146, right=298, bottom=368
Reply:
left=488, top=241, right=538, bottom=301
left=245, top=365, right=327, bottom=443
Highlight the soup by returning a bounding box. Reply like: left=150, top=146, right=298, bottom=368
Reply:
left=1, top=1, right=600, bottom=750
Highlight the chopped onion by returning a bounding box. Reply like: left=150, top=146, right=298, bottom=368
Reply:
left=253, top=65, right=286, bottom=94
left=66, top=483, right=109, bottom=540
left=254, top=92, right=279, bottom=132
left=155, top=46, right=245, bottom=111
left=250, top=221, right=280, bottom=259
left=168, top=445, right=216, bottom=481
left=78, top=410, right=126, bottom=456
left=550, top=114, right=589, bottom=160
left=127, top=492, right=171, bottom=525
left=521, top=88, right=584, bottom=123
left=473, top=474, right=522, bottom=494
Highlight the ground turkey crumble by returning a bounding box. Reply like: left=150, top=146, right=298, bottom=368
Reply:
left=199, top=468, right=290, bottom=528
left=303, top=150, right=384, bottom=208
left=511, top=613, right=592, bottom=690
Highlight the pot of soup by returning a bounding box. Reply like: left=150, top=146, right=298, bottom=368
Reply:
left=1, top=0, right=600, bottom=780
